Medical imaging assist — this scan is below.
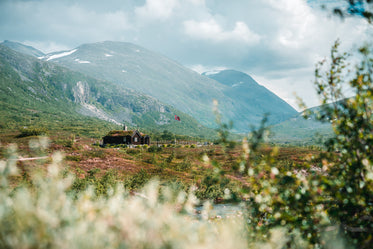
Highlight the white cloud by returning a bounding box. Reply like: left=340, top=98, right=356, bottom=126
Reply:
left=135, top=0, right=178, bottom=21
left=187, top=0, right=205, bottom=6
left=23, top=41, right=71, bottom=54
left=183, top=18, right=261, bottom=45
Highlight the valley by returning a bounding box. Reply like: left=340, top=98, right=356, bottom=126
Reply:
left=0, top=38, right=362, bottom=249
left=0, top=39, right=333, bottom=194
left=1, top=0, right=372, bottom=247
left=2, top=131, right=323, bottom=202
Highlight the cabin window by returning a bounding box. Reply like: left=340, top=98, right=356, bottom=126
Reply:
left=123, top=137, right=127, bottom=142
left=134, top=137, right=138, bottom=142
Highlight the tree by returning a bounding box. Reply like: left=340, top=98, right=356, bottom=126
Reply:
left=314, top=41, right=373, bottom=248
left=244, top=41, right=373, bottom=248
left=330, top=0, right=373, bottom=23
left=161, top=130, right=174, bottom=140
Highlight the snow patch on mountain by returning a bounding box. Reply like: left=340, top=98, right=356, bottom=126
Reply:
left=203, top=70, right=222, bottom=76
left=45, top=49, right=77, bottom=61
left=232, top=81, right=243, bottom=87
left=74, top=58, right=91, bottom=64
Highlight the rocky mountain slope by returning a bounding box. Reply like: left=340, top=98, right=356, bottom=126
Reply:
left=0, top=44, right=213, bottom=137
left=35, top=41, right=297, bottom=132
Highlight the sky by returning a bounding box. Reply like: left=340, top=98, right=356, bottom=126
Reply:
left=0, top=0, right=371, bottom=110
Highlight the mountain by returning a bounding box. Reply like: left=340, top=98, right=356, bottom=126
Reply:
left=1, top=40, right=45, bottom=57
left=39, top=41, right=297, bottom=132
left=269, top=105, right=333, bottom=145
left=0, top=44, right=214, bottom=138
left=38, top=41, right=224, bottom=128
left=203, top=70, right=298, bottom=130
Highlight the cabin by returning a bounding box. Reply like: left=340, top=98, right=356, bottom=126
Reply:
left=102, top=124, right=150, bottom=146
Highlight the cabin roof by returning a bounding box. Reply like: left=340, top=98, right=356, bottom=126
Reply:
left=104, top=130, right=149, bottom=137
left=105, top=130, right=134, bottom=137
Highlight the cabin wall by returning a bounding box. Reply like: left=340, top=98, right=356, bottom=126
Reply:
left=132, top=133, right=142, bottom=145
left=103, top=136, right=125, bottom=145
left=103, top=131, right=150, bottom=145
left=144, top=136, right=150, bottom=145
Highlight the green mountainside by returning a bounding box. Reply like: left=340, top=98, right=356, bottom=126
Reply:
left=38, top=41, right=223, bottom=129
left=37, top=41, right=297, bottom=132
left=203, top=70, right=298, bottom=128
left=269, top=105, right=333, bottom=145
left=0, top=44, right=214, bottom=138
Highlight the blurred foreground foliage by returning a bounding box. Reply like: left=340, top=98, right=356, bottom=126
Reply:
left=239, top=41, right=373, bottom=248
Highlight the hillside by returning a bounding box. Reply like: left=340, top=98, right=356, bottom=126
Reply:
left=1, top=40, right=45, bottom=57
left=36, top=41, right=297, bottom=132
left=269, top=105, right=333, bottom=144
left=0, top=44, right=215, bottom=138
left=203, top=70, right=298, bottom=128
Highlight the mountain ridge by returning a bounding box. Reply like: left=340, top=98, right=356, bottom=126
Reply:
left=203, top=69, right=298, bottom=128
left=1, top=40, right=45, bottom=57
left=36, top=41, right=297, bottom=132
left=0, top=44, right=215, bottom=137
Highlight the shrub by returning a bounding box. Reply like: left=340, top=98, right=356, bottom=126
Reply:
left=65, top=155, right=81, bottom=162
left=242, top=41, right=373, bottom=248
left=17, top=127, right=48, bottom=137
left=84, top=149, right=105, bottom=159
left=194, top=170, right=239, bottom=201
left=127, top=148, right=140, bottom=155
left=175, top=157, right=192, bottom=172
left=0, top=155, right=255, bottom=249
left=311, top=42, right=373, bottom=247
left=166, top=150, right=175, bottom=164
left=145, top=153, right=157, bottom=164
left=123, top=169, right=150, bottom=190
left=147, top=145, right=162, bottom=153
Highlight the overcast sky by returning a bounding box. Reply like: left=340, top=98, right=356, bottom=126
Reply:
left=0, top=0, right=371, bottom=110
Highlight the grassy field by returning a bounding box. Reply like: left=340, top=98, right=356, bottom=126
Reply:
left=0, top=131, right=323, bottom=201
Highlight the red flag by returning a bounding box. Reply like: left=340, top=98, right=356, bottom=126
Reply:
left=175, top=115, right=180, bottom=121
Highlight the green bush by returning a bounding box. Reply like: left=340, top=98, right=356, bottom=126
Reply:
left=70, top=168, right=118, bottom=197
left=242, top=41, right=373, bottom=248
left=84, top=149, right=106, bottom=159
left=195, top=171, right=239, bottom=201
left=147, top=145, right=162, bottom=153
left=311, top=42, right=373, bottom=247
left=123, top=169, right=150, bottom=190
left=65, top=155, right=81, bottom=162
left=17, top=127, right=48, bottom=137
left=127, top=148, right=140, bottom=155
left=175, top=157, right=192, bottom=172
left=166, top=150, right=175, bottom=164
left=145, top=153, right=157, bottom=164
